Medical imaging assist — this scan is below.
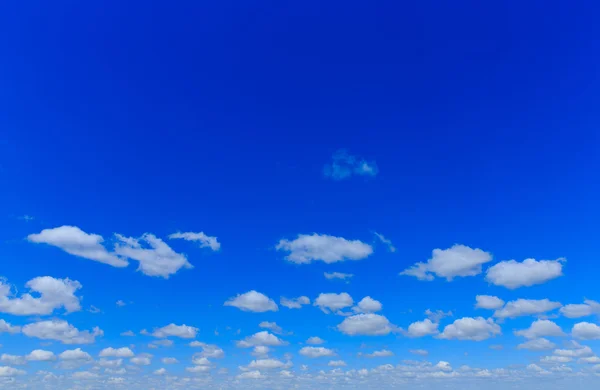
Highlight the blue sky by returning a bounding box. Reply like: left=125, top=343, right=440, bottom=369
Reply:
left=0, top=1, right=599, bottom=389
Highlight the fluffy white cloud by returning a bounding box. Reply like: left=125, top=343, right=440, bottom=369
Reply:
left=162, top=357, right=179, bottom=364
left=353, top=297, right=382, bottom=313
left=306, top=336, right=325, bottom=345
left=324, top=272, right=354, bottom=281
left=406, top=319, right=439, bottom=338
left=189, top=342, right=224, bottom=358
left=98, top=358, right=123, bottom=368
left=485, top=258, right=565, bottom=289
left=494, top=299, right=561, bottom=319
left=237, top=370, right=265, bottom=379
left=572, top=322, right=600, bottom=340
left=224, top=291, right=278, bottom=312
left=560, top=300, right=600, bottom=318
left=236, top=331, right=287, bottom=348
left=0, top=276, right=82, bottom=316
left=27, top=226, right=127, bottom=267
left=99, top=347, right=134, bottom=358
left=314, top=293, right=353, bottom=314
left=0, top=354, right=25, bottom=365
left=514, top=320, right=565, bottom=339
left=374, top=232, right=396, bottom=252
left=409, top=349, right=429, bottom=356
left=280, top=296, right=310, bottom=309
left=26, top=349, right=55, bottom=361
left=154, top=368, right=167, bottom=375
left=517, top=338, right=557, bottom=351
left=475, top=295, right=505, bottom=310
left=59, top=348, right=91, bottom=361
left=152, top=323, right=198, bottom=339
left=365, top=350, right=393, bottom=358
left=328, top=360, right=347, bottom=367
left=0, top=366, right=26, bottom=377
left=191, top=356, right=211, bottom=366
left=299, top=347, right=336, bottom=358
left=130, top=355, right=152, bottom=366
left=259, top=321, right=283, bottom=334
left=114, top=233, right=192, bottom=278
left=578, top=356, right=600, bottom=364
left=0, top=319, right=21, bottom=334
left=247, top=358, right=290, bottom=370
left=400, top=244, right=492, bottom=281
left=251, top=346, right=270, bottom=357
left=22, top=320, right=103, bottom=344
left=276, top=234, right=373, bottom=264
left=168, top=231, right=220, bottom=251
left=337, top=314, right=398, bottom=336
left=438, top=317, right=501, bottom=341
left=323, top=149, right=378, bottom=180
left=554, top=344, right=593, bottom=358
left=425, top=309, right=453, bottom=322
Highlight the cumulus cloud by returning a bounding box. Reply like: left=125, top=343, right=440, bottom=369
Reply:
left=236, top=331, right=287, bottom=348
left=400, top=244, right=492, bottom=281
left=353, top=297, right=383, bottom=313
left=328, top=360, right=347, bottom=367
left=258, top=321, right=284, bottom=335
left=26, top=349, right=55, bottom=361
left=324, top=272, right=354, bottom=281
left=114, top=233, right=192, bottom=278
left=306, top=337, right=325, bottom=345
left=337, top=314, right=398, bottom=336
left=0, top=366, right=26, bottom=377
left=0, top=276, right=82, bottom=316
left=475, top=295, right=505, bottom=310
left=237, top=370, right=265, bottom=379
left=405, top=319, right=439, bottom=338
left=560, top=300, right=600, bottom=318
left=224, top=291, right=278, bottom=312
left=59, top=348, right=92, bottom=361
left=22, top=320, right=103, bottom=344
left=247, top=358, right=290, bottom=370
left=0, top=319, right=21, bottom=334
left=280, top=296, right=310, bottom=309
left=517, top=338, right=557, bottom=351
left=514, top=320, right=565, bottom=339
left=374, top=233, right=396, bottom=252
left=572, top=322, right=600, bottom=340
left=314, top=293, right=354, bottom=314
left=168, top=231, right=220, bottom=251
left=438, top=317, right=501, bottom=341
left=365, top=350, right=393, bottom=358
left=323, top=149, right=378, bottom=180
left=162, top=357, right=179, bottom=364
left=485, top=258, right=565, bottom=289
left=99, top=347, right=134, bottom=358
left=189, top=342, right=224, bottom=358
left=0, top=354, right=25, bottom=365
left=27, top=226, right=127, bottom=267
left=276, top=234, right=373, bottom=264
left=152, top=324, right=198, bottom=339
left=409, top=349, right=429, bottom=356
left=130, top=355, right=152, bottom=366
left=299, top=347, right=336, bottom=358
left=554, top=343, right=593, bottom=358
left=494, top=299, right=561, bottom=319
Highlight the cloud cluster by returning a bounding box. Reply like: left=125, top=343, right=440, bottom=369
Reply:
left=0, top=276, right=82, bottom=316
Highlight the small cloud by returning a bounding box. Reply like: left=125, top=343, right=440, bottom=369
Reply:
left=116, top=300, right=126, bottom=307
left=374, top=233, right=396, bottom=252
left=168, top=231, right=220, bottom=251
left=88, top=306, right=101, bottom=314
left=19, top=215, right=35, bottom=221
left=323, top=149, right=378, bottom=180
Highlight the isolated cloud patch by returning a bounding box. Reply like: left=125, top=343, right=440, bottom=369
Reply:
left=400, top=244, right=492, bottom=281
left=168, top=231, right=220, bottom=251
left=560, top=300, right=600, bottom=318
left=475, top=295, right=505, bottom=310
left=276, top=233, right=373, bottom=264
left=323, top=149, right=378, bottom=180
left=405, top=319, right=439, bottom=338
left=152, top=324, right=198, bottom=339
left=224, top=291, right=278, bottom=312
left=22, top=320, right=103, bottom=344
left=493, top=299, right=561, bottom=319
left=0, top=276, right=83, bottom=316
left=280, top=296, right=310, bottom=309
left=236, top=331, right=287, bottom=348
left=514, top=320, right=565, bottom=339
left=374, top=233, right=396, bottom=252
left=486, top=258, right=565, bottom=289
left=314, top=293, right=353, bottom=314
left=571, top=322, right=600, bottom=340
left=324, top=272, right=354, bottom=281
left=299, top=346, right=336, bottom=358
left=438, top=317, right=501, bottom=341
left=337, top=314, right=398, bottom=336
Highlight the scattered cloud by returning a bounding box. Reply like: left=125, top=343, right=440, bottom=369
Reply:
left=314, top=293, right=354, bottom=314
left=26, top=349, right=55, bottom=362
left=328, top=360, right=347, bottom=367
left=560, top=300, right=600, bottom=318
left=353, top=297, right=383, bottom=313
left=276, top=234, right=373, bottom=264
left=324, top=272, right=354, bottom=281
left=337, top=314, right=398, bottom=336
left=425, top=309, right=453, bottom=323
left=116, top=300, right=127, bottom=307
left=152, top=324, right=198, bottom=339
left=299, top=346, right=336, bottom=358
left=485, top=258, right=565, bottom=289
left=0, top=319, right=21, bottom=334
left=224, top=291, right=278, bottom=312
left=365, top=349, right=393, bottom=358
left=438, top=317, right=501, bottom=341
left=259, top=321, right=284, bottom=335
left=22, top=320, right=103, bottom=344
left=572, top=322, right=600, bottom=340
left=374, top=233, right=396, bottom=252
left=280, top=296, right=310, bottom=309
left=247, top=358, right=291, bottom=370
left=189, top=342, right=224, bottom=358
left=405, top=319, right=439, bottom=338
left=494, top=299, right=562, bottom=319
left=409, top=349, right=429, bottom=356
left=168, top=231, right=220, bottom=251
left=236, top=331, right=287, bottom=348
left=0, top=276, right=82, bottom=316
left=514, top=320, right=565, bottom=339
left=400, top=244, right=492, bottom=281
left=99, top=347, right=134, bottom=358
left=475, top=295, right=505, bottom=310
left=58, top=348, right=92, bottom=361
left=517, top=338, right=557, bottom=351
left=306, top=337, right=325, bottom=345
left=323, top=149, right=378, bottom=180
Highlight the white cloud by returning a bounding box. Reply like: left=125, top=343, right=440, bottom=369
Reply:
left=189, top=342, right=224, bottom=358
left=162, top=357, right=179, bottom=364
left=306, top=337, right=325, bottom=345
left=71, top=371, right=99, bottom=379
left=314, top=293, right=353, bottom=314
left=27, top=225, right=127, bottom=267
left=98, top=358, right=122, bottom=368
left=328, top=360, right=347, bottom=367
left=251, top=346, right=270, bottom=357
left=554, top=344, right=593, bottom=358
left=168, top=231, right=220, bottom=251
left=374, top=232, right=396, bottom=252
left=494, top=299, right=561, bottom=319
left=514, top=320, right=565, bottom=339
left=152, top=324, right=198, bottom=339
left=120, top=330, right=135, bottom=336
left=237, top=370, right=265, bottom=379
left=59, top=348, right=91, bottom=361
left=406, top=319, right=439, bottom=338
left=224, top=291, right=278, bottom=312
left=517, top=338, right=557, bottom=351
left=323, top=149, right=378, bottom=180
left=578, top=356, right=600, bottom=364
left=400, top=244, right=492, bottom=281
left=337, top=313, right=398, bottom=336
left=99, top=347, right=134, bottom=358
left=114, top=233, right=192, bottom=278
left=409, top=349, right=429, bottom=356
left=154, top=368, right=166, bottom=375
left=438, top=317, right=501, bottom=341
left=365, top=350, right=393, bottom=358
left=0, top=366, right=26, bottom=377
left=475, top=295, right=505, bottom=310
left=247, top=358, right=290, bottom=370
left=353, top=297, right=383, bottom=313
left=560, top=300, right=600, bottom=318
left=572, top=322, right=600, bottom=340
left=116, top=300, right=126, bottom=307
left=22, top=320, right=103, bottom=344
left=280, top=296, right=310, bottom=309
left=299, top=346, right=336, bottom=358
left=485, top=258, right=565, bottom=289
left=324, top=272, right=354, bottom=281
left=236, top=331, right=287, bottom=348
left=191, top=356, right=211, bottom=366
left=0, top=354, right=25, bottom=365
left=259, top=321, right=283, bottom=334
left=186, top=365, right=211, bottom=373
left=425, top=309, right=453, bottom=322
left=0, top=319, right=21, bottom=334
left=0, top=276, right=82, bottom=316
left=26, top=349, right=55, bottom=361
left=130, top=355, right=152, bottom=366
left=276, top=233, right=373, bottom=264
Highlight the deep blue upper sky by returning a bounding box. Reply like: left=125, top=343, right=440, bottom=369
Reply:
left=0, top=1, right=599, bottom=388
